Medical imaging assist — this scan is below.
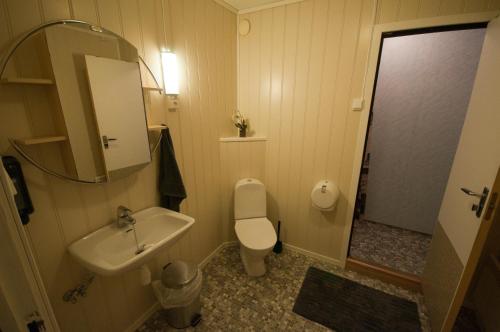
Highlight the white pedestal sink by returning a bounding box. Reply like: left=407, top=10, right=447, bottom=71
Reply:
left=68, top=207, right=195, bottom=276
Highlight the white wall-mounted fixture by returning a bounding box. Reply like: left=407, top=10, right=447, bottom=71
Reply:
left=351, top=98, right=364, bottom=111
left=239, top=19, right=251, bottom=36
left=311, top=180, right=339, bottom=211
left=161, top=50, right=180, bottom=110
left=68, top=207, right=195, bottom=276
left=161, top=50, right=179, bottom=94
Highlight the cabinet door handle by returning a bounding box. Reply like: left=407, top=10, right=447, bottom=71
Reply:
left=102, top=135, right=118, bottom=149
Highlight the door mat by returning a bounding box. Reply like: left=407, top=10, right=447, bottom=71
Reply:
left=293, top=267, right=421, bottom=331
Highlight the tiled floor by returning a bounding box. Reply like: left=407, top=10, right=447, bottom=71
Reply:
left=138, top=244, right=431, bottom=331
left=350, top=219, right=432, bottom=275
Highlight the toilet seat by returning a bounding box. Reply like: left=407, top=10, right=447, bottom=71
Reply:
left=235, top=218, right=277, bottom=251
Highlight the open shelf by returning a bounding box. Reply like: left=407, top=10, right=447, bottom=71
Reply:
left=148, top=124, right=167, bottom=131
left=219, top=136, right=267, bottom=143
left=1, top=77, right=54, bottom=85
left=15, top=136, right=67, bottom=145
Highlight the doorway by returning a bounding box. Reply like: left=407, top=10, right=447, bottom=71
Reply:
left=348, top=23, right=487, bottom=278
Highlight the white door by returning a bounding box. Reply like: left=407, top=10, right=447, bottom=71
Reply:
left=438, top=16, right=500, bottom=266
left=0, top=166, right=58, bottom=331
left=84, top=56, right=151, bottom=178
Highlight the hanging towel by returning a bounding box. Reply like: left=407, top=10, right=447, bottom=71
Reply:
left=2, top=156, right=34, bottom=224
left=159, top=128, right=186, bottom=212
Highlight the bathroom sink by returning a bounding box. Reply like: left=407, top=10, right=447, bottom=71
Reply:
left=68, top=207, right=195, bottom=276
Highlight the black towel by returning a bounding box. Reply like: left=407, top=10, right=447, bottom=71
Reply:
left=159, top=128, right=186, bottom=212
left=2, top=156, right=34, bottom=224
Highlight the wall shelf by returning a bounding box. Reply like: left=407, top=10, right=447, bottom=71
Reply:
left=142, top=86, right=163, bottom=92
left=148, top=124, right=167, bottom=131
left=219, top=136, right=267, bottom=143
left=15, top=136, right=67, bottom=145
left=1, top=77, right=54, bottom=85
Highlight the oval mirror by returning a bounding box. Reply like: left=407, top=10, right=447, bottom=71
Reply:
left=0, top=20, right=164, bottom=183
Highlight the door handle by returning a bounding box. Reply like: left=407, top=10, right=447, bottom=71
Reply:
left=461, top=187, right=489, bottom=218
left=102, top=135, right=117, bottom=149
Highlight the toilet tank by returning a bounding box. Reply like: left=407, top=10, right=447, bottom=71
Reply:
left=234, top=178, right=266, bottom=220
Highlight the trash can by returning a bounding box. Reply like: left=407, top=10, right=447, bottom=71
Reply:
left=152, top=261, right=202, bottom=329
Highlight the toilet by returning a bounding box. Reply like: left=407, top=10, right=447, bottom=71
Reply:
left=234, top=178, right=277, bottom=277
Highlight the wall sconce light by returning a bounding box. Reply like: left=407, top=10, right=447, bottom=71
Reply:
left=161, top=50, right=180, bottom=110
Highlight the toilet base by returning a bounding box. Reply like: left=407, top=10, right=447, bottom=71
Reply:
left=239, top=245, right=267, bottom=277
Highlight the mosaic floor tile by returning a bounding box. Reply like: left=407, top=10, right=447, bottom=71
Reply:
left=350, top=219, right=432, bottom=275
left=138, top=244, right=431, bottom=331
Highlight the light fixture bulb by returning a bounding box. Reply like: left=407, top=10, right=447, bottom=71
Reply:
left=161, top=50, right=179, bottom=95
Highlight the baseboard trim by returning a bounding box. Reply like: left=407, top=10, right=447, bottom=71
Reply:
left=199, top=241, right=238, bottom=268
left=346, top=257, right=422, bottom=292
left=283, top=243, right=343, bottom=267
left=124, top=302, right=160, bottom=332
left=199, top=241, right=344, bottom=269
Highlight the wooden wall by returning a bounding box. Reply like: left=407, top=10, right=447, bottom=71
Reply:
left=0, top=0, right=236, bottom=331
left=2, top=0, right=499, bottom=330
left=235, top=0, right=500, bottom=262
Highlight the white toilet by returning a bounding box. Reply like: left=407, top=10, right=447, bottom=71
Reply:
left=234, top=178, right=277, bottom=277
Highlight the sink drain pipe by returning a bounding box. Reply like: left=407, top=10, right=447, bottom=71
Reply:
left=62, top=273, right=95, bottom=304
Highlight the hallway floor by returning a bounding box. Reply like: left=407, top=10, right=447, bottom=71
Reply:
left=349, top=219, right=432, bottom=275
left=138, top=244, right=430, bottom=331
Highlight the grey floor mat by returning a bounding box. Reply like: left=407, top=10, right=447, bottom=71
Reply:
left=293, top=267, right=421, bottom=331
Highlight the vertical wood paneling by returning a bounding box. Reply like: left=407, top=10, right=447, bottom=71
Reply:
left=398, top=0, right=420, bottom=20
left=464, top=0, right=488, bottom=12
left=0, top=0, right=236, bottom=331
left=265, top=5, right=285, bottom=222
left=0, top=1, right=12, bottom=50
left=296, top=0, right=330, bottom=254
left=257, top=9, right=272, bottom=138
left=418, top=0, right=441, bottom=17
left=206, top=0, right=223, bottom=248
left=40, top=0, right=71, bottom=21
left=275, top=3, right=299, bottom=240
left=235, top=0, right=499, bottom=263
left=438, top=0, right=466, bottom=15
left=3, top=0, right=498, bottom=329
left=95, top=0, right=122, bottom=34
left=4, top=0, right=42, bottom=36
left=70, top=0, right=99, bottom=23
left=488, top=0, right=500, bottom=10
left=377, top=0, right=400, bottom=23
left=283, top=0, right=313, bottom=247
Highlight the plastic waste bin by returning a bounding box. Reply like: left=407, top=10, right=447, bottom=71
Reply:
left=152, top=261, right=202, bottom=328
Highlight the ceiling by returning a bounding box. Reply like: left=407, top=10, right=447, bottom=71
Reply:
left=222, top=0, right=285, bottom=11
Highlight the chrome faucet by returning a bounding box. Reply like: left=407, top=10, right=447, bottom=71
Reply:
left=116, top=206, right=135, bottom=228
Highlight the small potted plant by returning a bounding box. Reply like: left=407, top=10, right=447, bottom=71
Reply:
left=232, top=110, right=248, bottom=137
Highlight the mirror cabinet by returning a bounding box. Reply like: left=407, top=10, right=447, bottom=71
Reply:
left=0, top=20, right=165, bottom=183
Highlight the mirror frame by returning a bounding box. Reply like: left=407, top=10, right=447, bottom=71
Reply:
left=0, top=19, right=163, bottom=184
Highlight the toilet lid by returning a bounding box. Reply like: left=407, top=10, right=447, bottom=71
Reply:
left=235, top=218, right=277, bottom=250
